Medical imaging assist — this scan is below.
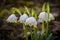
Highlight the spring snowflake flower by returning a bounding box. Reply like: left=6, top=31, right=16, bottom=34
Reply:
left=38, top=12, right=48, bottom=21
left=7, top=14, right=18, bottom=23
left=19, top=14, right=28, bottom=23
left=38, top=12, right=55, bottom=22
left=25, top=17, right=37, bottom=26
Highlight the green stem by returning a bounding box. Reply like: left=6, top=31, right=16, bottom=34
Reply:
left=46, top=2, right=50, bottom=38
left=34, top=25, right=38, bottom=40
left=46, top=21, right=49, bottom=38
left=23, top=24, right=28, bottom=40
left=42, top=21, right=44, bottom=31
left=30, top=26, right=33, bottom=40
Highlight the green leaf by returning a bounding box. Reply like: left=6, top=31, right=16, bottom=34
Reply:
left=11, top=8, right=16, bottom=14
left=30, top=26, right=33, bottom=40
left=23, top=24, right=28, bottom=40
left=33, top=27, right=38, bottom=40
left=31, top=9, right=37, bottom=18
left=39, top=30, right=45, bottom=40
left=42, top=3, right=46, bottom=12
left=11, top=7, right=22, bottom=15
left=24, top=6, right=30, bottom=16
left=46, top=2, right=50, bottom=38
left=32, top=9, right=35, bottom=17
left=46, top=3, right=50, bottom=14
left=46, top=33, right=53, bottom=40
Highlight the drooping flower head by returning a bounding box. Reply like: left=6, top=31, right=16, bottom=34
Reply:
left=7, top=14, right=18, bottom=23
left=38, top=12, right=48, bottom=22
left=19, top=14, right=28, bottom=23
left=38, top=12, right=55, bottom=22
left=25, top=17, right=37, bottom=26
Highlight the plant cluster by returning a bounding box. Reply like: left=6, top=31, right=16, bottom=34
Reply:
left=6, top=3, right=54, bottom=40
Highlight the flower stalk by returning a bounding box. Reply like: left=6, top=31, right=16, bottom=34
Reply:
left=41, top=3, right=46, bottom=32
left=23, top=24, right=28, bottom=40
left=42, top=21, right=44, bottom=31
left=46, top=3, right=50, bottom=38
left=34, top=25, right=38, bottom=40
left=46, top=21, right=49, bottom=37
left=30, top=25, right=33, bottom=40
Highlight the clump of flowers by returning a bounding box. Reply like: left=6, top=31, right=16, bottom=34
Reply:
left=6, top=2, right=55, bottom=40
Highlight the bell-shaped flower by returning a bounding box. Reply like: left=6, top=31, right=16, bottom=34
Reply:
left=19, top=14, right=28, bottom=23
left=6, top=14, right=18, bottom=23
left=38, top=12, right=55, bottom=22
left=25, top=17, right=37, bottom=26
left=38, top=12, right=48, bottom=22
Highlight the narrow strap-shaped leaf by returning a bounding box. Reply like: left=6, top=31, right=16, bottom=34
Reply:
left=24, top=6, right=30, bottom=16
left=39, top=30, right=45, bottom=40
left=11, top=8, right=16, bottom=14
left=46, top=3, right=50, bottom=38
left=42, top=3, right=46, bottom=12
left=30, top=26, right=33, bottom=40
left=23, top=24, right=28, bottom=40
left=15, top=8, right=22, bottom=16
left=31, top=9, right=37, bottom=19
left=11, top=7, right=22, bottom=16
left=46, top=3, right=50, bottom=15
left=46, top=33, right=53, bottom=40
left=33, top=25, right=38, bottom=40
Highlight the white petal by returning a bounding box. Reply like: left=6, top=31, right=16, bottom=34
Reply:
left=49, top=13, right=55, bottom=21
left=25, top=17, right=37, bottom=26
left=7, top=14, right=18, bottom=23
left=19, top=14, right=28, bottom=23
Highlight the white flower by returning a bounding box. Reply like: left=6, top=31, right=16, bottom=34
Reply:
left=49, top=13, right=55, bottom=21
left=25, top=17, right=37, bottom=26
left=7, top=14, right=18, bottom=23
left=38, top=12, right=48, bottom=21
left=19, top=14, right=28, bottom=23
left=38, top=12, right=55, bottom=22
